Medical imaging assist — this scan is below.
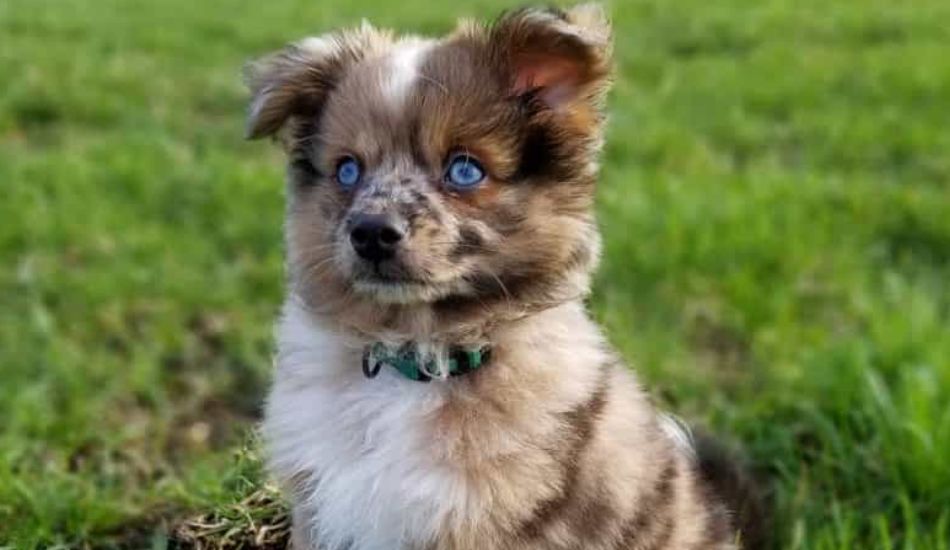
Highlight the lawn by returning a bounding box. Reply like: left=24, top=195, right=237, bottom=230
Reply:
left=1, top=0, right=948, bottom=547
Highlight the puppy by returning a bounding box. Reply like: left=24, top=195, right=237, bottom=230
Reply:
left=247, top=5, right=763, bottom=549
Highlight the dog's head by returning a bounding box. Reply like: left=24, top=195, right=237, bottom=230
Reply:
left=247, top=5, right=612, bottom=332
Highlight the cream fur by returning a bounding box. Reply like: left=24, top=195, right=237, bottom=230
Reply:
left=383, top=39, right=433, bottom=109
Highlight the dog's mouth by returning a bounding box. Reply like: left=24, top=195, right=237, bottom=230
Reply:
left=339, top=240, right=478, bottom=304
left=351, top=261, right=422, bottom=285
left=352, top=277, right=459, bottom=304
left=348, top=261, right=473, bottom=304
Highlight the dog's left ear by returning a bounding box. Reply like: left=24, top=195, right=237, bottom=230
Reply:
left=245, top=24, right=389, bottom=140
left=490, top=4, right=612, bottom=111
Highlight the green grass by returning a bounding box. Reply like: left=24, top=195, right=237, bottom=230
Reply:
left=1, top=0, right=948, bottom=547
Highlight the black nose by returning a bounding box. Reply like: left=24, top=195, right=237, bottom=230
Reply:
left=349, top=214, right=404, bottom=262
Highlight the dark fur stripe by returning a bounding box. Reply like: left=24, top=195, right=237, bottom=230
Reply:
left=517, top=366, right=610, bottom=540
left=564, top=241, right=593, bottom=273
left=614, top=461, right=679, bottom=549
left=449, top=225, right=486, bottom=261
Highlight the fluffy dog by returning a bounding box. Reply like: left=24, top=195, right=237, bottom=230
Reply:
left=247, top=5, right=763, bottom=549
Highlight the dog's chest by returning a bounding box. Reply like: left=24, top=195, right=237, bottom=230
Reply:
left=266, top=364, right=472, bottom=550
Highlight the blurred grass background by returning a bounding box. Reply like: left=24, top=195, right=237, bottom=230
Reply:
left=1, top=0, right=949, bottom=547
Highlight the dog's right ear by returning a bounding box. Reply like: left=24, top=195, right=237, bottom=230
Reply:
left=245, top=24, right=388, bottom=140
left=489, top=4, right=612, bottom=112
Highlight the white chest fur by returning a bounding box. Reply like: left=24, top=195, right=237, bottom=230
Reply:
left=263, top=301, right=469, bottom=550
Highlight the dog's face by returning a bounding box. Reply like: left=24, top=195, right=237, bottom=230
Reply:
left=248, top=5, right=612, bottom=329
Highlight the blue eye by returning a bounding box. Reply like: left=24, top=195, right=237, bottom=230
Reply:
left=336, top=157, right=362, bottom=188
left=445, top=154, right=486, bottom=189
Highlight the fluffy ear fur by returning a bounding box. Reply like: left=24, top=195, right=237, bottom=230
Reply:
left=489, top=4, right=612, bottom=111
left=244, top=24, right=391, bottom=139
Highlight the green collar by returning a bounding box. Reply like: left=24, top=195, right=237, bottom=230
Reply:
left=362, top=342, right=491, bottom=382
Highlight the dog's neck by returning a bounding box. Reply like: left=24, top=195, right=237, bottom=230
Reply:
left=295, top=267, right=594, bottom=348
left=299, top=290, right=587, bottom=351
left=429, top=300, right=582, bottom=342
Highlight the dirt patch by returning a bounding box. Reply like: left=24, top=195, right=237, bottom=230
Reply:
left=686, top=302, right=752, bottom=374
left=168, top=485, right=290, bottom=549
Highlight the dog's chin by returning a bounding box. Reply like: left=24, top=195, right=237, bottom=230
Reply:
left=351, top=278, right=463, bottom=305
